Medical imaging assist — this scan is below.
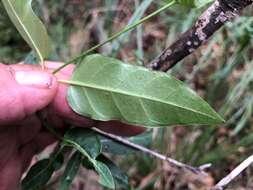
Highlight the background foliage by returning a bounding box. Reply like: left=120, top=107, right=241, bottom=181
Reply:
left=1, top=0, right=253, bottom=189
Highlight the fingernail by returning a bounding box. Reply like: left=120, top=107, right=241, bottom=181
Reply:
left=15, top=71, right=53, bottom=89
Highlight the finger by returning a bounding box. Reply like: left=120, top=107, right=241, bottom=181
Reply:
left=20, top=142, right=38, bottom=173
left=20, top=132, right=56, bottom=173
left=13, top=62, right=94, bottom=128
left=44, top=62, right=95, bottom=128
left=33, top=131, right=56, bottom=151
left=0, top=64, right=58, bottom=126
left=0, top=150, right=22, bottom=190
left=44, top=61, right=74, bottom=76
left=16, top=61, right=72, bottom=76
left=96, top=120, right=146, bottom=137
left=17, top=115, right=41, bottom=145
left=0, top=127, right=18, bottom=169
left=46, top=76, right=95, bottom=127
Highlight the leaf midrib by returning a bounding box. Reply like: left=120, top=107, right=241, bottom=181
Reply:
left=60, top=79, right=219, bottom=121
left=4, top=0, right=43, bottom=62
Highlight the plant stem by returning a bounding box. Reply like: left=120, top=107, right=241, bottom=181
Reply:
left=53, top=0, right=176, bottom=74
left=93, top=127, right=210, bottom=175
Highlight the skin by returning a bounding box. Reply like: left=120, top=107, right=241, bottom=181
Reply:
left=0, top=62, right=144, bottom=190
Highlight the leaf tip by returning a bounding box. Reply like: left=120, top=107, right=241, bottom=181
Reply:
left=209, top=112, right=226, bottom=125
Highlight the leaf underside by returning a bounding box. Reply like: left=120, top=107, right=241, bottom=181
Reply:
left=2, top=0, right=51, bottom=65
left=67, top=54, right=224, bottom=127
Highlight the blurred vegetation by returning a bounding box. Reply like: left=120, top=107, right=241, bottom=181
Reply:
left=1, top=0, right=253, bottom=189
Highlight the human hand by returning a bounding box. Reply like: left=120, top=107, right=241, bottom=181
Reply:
left=0, top=62, right=144, bottom=190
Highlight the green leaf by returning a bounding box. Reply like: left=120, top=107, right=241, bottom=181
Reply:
left=82, top=155, right=129, bottom=189
left=94, top=160, right=116, bottom=189
left=63, top=128, right=115, bottom=189
left=167, top=0, right=213, bottom=8
left=2, top=0, right=51, bottom=66
left=100, top=130, right=152, bottom=155
left=64, top=54, right=224, bottom=127
left=21, top=153, right=64, bottom=190
left=98, top=155, right=130, bottom=189
left=59, top=152, right=82, bottom=190
left=22, top=159, right=53, bottom=190
left=64, top=128, right=102, bottom=159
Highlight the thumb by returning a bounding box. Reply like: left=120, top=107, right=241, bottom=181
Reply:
left=0, top=64, right=58, bottom=125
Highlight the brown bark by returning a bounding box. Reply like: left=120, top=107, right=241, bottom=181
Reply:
left=146, top=0, right=253, bottom=72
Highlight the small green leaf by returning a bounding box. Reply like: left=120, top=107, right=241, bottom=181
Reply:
left=65, top=54, right=224, bottom=127
left=2, top=0, right=51, bottom=66
left=94, top=160, right=115, bottom=189
left=59, top=152, right=82, bottom=190
left=64, top=128, right=102, bottom=159
left=100, top=130, right=152, bottom=155
left=82, top=158, right=115, bottom=189
left=166, top=0, right=213, bottom=8
left=22, top=159, right=53, bottom=190
left=98, top=155, right=130, bottom=189
left=62, top=128, right=115, bottom=189
left=21, top=153, right=63, bottom=190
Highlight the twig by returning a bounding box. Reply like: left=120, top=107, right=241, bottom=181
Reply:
left=211, top=154, right=253, bottom=190
left=92, top=127, right=210, bottom=176
left=147, top=0, right=253, bottom=71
